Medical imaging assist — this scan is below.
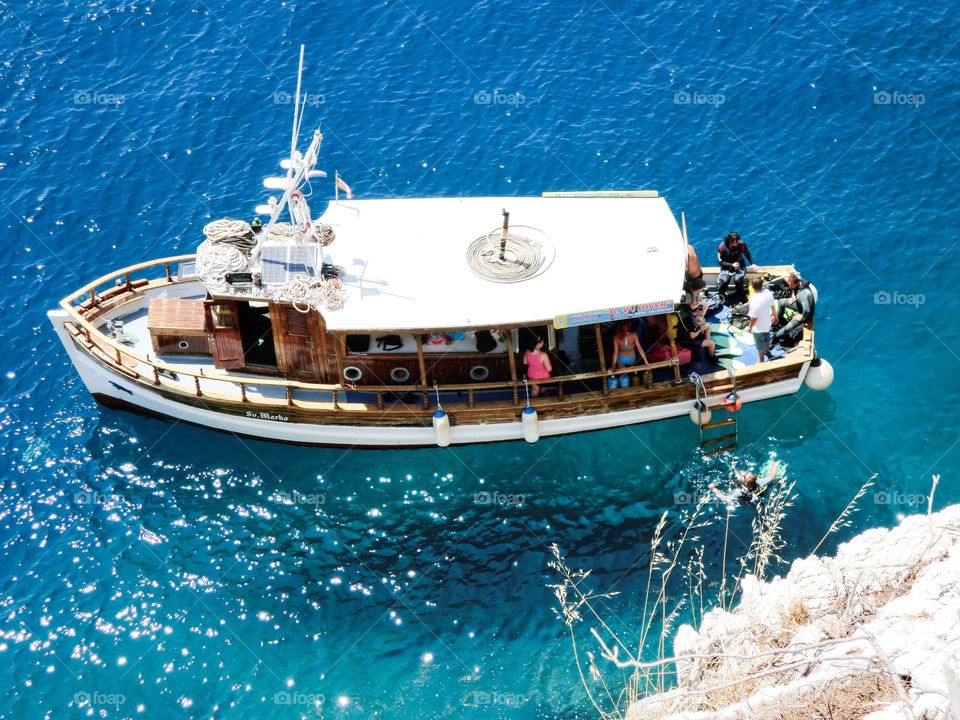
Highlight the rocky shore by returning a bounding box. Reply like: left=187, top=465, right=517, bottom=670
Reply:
left=628, top=505, right=960, bottom=720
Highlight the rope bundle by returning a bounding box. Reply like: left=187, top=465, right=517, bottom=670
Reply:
left=262, top=222, right=298, bottom=242
left=197, top=218, right=345, bottom=312
left=280, top=275, right=346, bottom=313
left=466, top=229, right=549, bottom=283
left=203, top=218, right=256, bottom=255
left=195, top=240, right=248, bottom=293
left=312, top=223, right=336, bottom=246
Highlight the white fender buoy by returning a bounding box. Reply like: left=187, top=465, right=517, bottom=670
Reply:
left=804, top=358, right=834, bottom=390
left=522, top=405, right=540, bottom=443
left=689, top=400, right=712, bottom=426
left=433, top=409, right=451, bottom=447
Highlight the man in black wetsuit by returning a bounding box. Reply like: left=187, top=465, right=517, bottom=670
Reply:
left=773, top=272, right=815, bottom=347
left=676, top=296, right=715, bottom=372
left=717, top=232, right=755, bottom=303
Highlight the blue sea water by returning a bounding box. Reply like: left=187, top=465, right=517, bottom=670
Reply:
left=1, top=0, right=959, bottom=717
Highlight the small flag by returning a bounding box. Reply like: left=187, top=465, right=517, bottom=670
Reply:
left=335, top=172, right=353, bottom=200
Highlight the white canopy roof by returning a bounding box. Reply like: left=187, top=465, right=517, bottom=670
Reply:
left=317, top=195, right=686, bottom=332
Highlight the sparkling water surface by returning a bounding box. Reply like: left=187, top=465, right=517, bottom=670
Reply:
left=1, top=0, right=958, bottom=717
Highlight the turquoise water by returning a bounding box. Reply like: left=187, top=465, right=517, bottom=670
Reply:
left=2, top=0, right=959, bottom=717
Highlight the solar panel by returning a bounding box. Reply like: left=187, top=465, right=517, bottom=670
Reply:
left=259, top=244, right=323, bottom=285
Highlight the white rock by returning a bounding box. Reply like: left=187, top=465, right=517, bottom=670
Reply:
left=628, top=505, right=960, bottom=720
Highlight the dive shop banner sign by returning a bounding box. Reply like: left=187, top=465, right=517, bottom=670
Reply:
left=553, top=299, right=674, bottom=329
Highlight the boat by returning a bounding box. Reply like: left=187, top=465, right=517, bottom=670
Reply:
left=48, top=49, right=833, bottom=449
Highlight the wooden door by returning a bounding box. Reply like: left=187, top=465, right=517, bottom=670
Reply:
left=271, top=305, right=322, bottom=381
left=205, top=300, right=245, bottom=370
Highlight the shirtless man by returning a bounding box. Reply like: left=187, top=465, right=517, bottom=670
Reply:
left=708, top=461, right=782, bottom=506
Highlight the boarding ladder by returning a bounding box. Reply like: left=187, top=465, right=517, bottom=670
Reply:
left=691, top=369, right=739, bottom=456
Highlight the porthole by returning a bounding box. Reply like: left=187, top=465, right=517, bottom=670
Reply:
left=469, top=365, right=490, bottom=382
left=390, top=366, right=411, bottom=383
left=178, top=340, right=190, bottom=350
left=343, top=366, right=363, bottom=383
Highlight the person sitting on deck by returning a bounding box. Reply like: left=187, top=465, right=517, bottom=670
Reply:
left=523, top=336, right=552, bottom=397
left=608, top=321, right=649, bottom=389
left=748, top=277, right=777, bottom=363
left=708, top=460, right=782, bottom=507
left=717, top=232, right=755, bottom=303
left=676, top=297, right=716, bottom=371
left=684, top=276, right=707, bottom=306
left=773, top=272, right=816, bottom=347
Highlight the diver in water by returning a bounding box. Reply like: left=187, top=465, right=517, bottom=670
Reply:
left=708, top=460, right=782, bottom=507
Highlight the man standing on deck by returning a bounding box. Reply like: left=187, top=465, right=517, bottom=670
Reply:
left=717, top=232, right=755, bottom=303
left=748, top=277, right=776, bottom=362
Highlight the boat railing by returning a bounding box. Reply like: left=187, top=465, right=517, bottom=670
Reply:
left=58, top=255, right=811, bottom=417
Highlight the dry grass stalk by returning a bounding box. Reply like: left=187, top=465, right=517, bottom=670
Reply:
left=811, top=474, right=876, bottom=555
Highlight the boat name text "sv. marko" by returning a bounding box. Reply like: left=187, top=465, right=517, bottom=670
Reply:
left=245, top=410, right=290, bottom=422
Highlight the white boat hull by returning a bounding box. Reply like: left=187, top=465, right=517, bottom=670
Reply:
left=50, top=309, right=807, bottom=448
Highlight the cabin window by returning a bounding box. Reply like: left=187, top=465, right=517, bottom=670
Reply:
left=514, top=325, right=555, bottom=352
left=211, top=305, right=234, bottom=329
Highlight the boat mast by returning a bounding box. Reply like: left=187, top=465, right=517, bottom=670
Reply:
left=251, top=45, right=324, bottom=262
left=288, top=44, right=304, bottom=193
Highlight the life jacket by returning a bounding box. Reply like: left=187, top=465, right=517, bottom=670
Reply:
left=717, top=240, right=749, bottom=269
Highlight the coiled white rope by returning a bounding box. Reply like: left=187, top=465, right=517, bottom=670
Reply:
left=262, top=222, right=298, bottom=242
left=203, top=218, right=252, bottom=241
left=312, top=223, right=336, bottom=246
left=195, top=240, right=248, bottom=293
left=280, top=275, right=346, bottom=313
left=465, top=227, right=552, bottom=283
left=203, top=218, right=257, bottom=255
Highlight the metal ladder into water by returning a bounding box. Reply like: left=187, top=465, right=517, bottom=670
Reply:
left=692, top=369, right=739, bottom=456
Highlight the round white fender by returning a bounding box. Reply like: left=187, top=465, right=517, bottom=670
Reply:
left=432, top=409, right=451, bottom=447
left=805, top=358, right=834, bottom=390
left=689, top=400, right=712, bottom=426
left=522, top=405, right=540, bottom=443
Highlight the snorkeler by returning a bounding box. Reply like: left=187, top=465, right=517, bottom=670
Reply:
left=708, top=460, right=782, bottom=506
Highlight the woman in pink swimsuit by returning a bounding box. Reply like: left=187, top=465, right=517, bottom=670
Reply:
left=523, top=337, right=552, bottom=397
